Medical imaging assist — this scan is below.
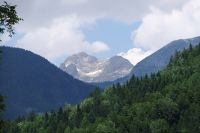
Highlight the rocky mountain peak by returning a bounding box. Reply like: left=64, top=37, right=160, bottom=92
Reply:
left=60, top=53, right=133, bottom=83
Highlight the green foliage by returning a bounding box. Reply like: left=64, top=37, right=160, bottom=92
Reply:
left=150, top=119, right=169, bottom=133
left=2, top=43, right=200, bottom=133
left=95, top=120, right=118, bottom=133
left=0, top=1, right=23, bottom=41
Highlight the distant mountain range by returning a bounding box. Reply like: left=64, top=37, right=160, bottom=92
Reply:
left=96, top=36, right=200, bottom=88
left=60, top=36, right=200, bottom=88
left=0, top=47, right=94, bottom=119
left=60, top=52, right=133, bottom=83
left=1, top=36, right=200, bottom=119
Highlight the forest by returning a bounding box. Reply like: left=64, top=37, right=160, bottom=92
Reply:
left=1, top=44, right=200, bottom=133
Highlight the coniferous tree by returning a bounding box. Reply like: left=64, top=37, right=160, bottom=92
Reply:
left=189, top=43, right=193, bottom=51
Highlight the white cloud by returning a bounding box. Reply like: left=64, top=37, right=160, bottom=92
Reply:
left=16, top=15, right=109, bottom=62
left=119, top=48, right=152, bottom=65
left=61, top=0, right=88, bottom=5
left=87, top=41, right=110, bottom=53
left=132, top=0, right=200, bottom=51
left=2, top=0, right=193, bottom=65
left=5, top=0, right=188, bottom=31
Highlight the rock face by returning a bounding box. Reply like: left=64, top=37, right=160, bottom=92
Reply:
left=0, top=47, right=94, bottom=119
left=60, top=52, right=133, bottom=83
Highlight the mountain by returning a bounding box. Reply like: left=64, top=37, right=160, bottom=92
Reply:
left=4, top=39, right=200, bottom=133
left=0, top=47, right=95, bottom=119
left=97, top=36, right=200, bottom=88
left=131, top=36, right=200, bottom=77
left=60, top=52, right=133, bottom=83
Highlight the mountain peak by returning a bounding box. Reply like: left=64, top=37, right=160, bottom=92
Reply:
left=74, top=52, right=90, bottom=57
left=109, top=56, right=127, bottom=61
left=64, top=52, right=98, bottom=67
left=72, top=52, right=98, bottom=60
left=60, top=53, right=133, bottom=82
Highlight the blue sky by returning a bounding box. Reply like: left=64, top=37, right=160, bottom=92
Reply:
left=2, top=0, right=200, bottom=66
left=82, top=19, right=141, bottom=59
left=3, top=19, right=142, bottom=65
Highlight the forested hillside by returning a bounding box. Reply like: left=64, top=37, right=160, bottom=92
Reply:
left=0, top=47, right=94, bottom=119
left=1, top=44, right=200, bottom=133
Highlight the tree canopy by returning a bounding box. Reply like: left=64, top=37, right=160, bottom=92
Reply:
left=0, top=1, right=22, bottom=41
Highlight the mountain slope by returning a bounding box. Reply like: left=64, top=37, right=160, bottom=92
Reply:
left=0, top=47, right=94, bottom=119
left=60, top=52, right=133, bottom=83
left=131, top=36, right=200, bottom=77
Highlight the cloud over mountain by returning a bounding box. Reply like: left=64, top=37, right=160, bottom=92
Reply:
left=133, top=0, right=200, bottom=52
left=118, top=48, right=152, bottom=65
